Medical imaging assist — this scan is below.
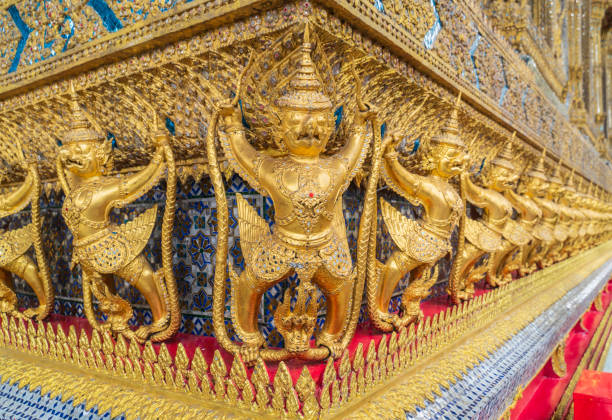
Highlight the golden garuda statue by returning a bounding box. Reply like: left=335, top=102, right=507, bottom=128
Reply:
left=513, top=150, right=555, bottom=273
left=531, top=159, right=564, bottom=268
left=580, top=182, right=600, bottom=248
left=478, top=140, right=531, bottom=287
left=56, top=83, right=179, bottom=342
left=0, top=134, right=53, bottom=319
left=559, top=170, right=584, bottom=258
left=450, top=140, right=529, bottom=301
left=544, top=162, right=571, bottom=265
left=206, top=24, right=384, bottom=363
left=367, top=95, right=467, bottom=331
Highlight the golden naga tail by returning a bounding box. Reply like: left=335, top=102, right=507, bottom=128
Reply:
left=207, top=110, right=239, bottom=354
left=448, top=175, right=467, bottom=301
left=150, top=142, right=179, bottom=341
left=341, top=117, right=389, bottom=348
left=29, top=164, right=53, bottom=320
left=209, top=53, right=257, bottom=355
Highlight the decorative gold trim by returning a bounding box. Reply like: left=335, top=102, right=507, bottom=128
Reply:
left=552, top=289, right=612, bottom=419
left=0, top=1, right=608, bottom=189
left=552, top=339, right=568, bottom=378
left=595, top=292, right=604, bottom=312
left=0, top=241, right=608, bottom=419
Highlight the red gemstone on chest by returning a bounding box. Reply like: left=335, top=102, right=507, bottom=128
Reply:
left=309, top=192, right=314, bottom=198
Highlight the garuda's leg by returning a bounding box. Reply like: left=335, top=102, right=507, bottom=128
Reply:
left=525, top=239, right=544, bottom=272
left=116, top=254, right=169, bottom=340
left=372, top=250, right=418, bottom=331
left=5, top=255, right=46, bottom=318
left=452, top=242, right=487, bottom=303
left=88, top=271, right=133, bottom=336
left=398, top=263, right=438, bottom=328
left=542, top=240, right=561, bottom=267
left=487, top=240, right=514, bottom=287
left=501, top=244, right=522, bottom=282
left=231, top=267, right=284, bottom=357
left=314, top=268, right=353, bottom=356
left=0, top=267, right=17, bottom=314
left=519, top=241, right=537, bottom=276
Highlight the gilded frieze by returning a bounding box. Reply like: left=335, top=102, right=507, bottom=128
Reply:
left=0, top=0, right=608, bottom=189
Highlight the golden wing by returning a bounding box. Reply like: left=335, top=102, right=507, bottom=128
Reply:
left=379, top=197, right=414, bottom=253
left=116, top=205, right=158, bottom=260
left=0, top=223, right=35, bottom=267
left=464, top=218, right=502, bottom=252
left=503, top=219, right=531, bottom=246
left=236, top=193, right=270, bottom=264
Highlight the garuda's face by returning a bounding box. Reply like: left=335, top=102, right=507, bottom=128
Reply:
left=548, top=180, right=563, bottom=197
left=59, top=141, right=105, bottom=178
left=489, top=165, right=516, bottom=191
left=280, top=109, right=334, bottom=157
left=432, top=144, right=468, bottom=178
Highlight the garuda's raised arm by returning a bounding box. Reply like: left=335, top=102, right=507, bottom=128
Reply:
left=383, top=135, right=424, bottom=200
left=336, top=106, right=378, bottom=172
left=110, top=134, right=167, bottom=209
left=461, top=172, right=487, bottom=207
left=218, top=103, right=266, bottom=189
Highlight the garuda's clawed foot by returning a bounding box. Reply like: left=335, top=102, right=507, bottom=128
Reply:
left=22, top=304, right=47, bottom=320
left=134, top=313, right=170, bottom=341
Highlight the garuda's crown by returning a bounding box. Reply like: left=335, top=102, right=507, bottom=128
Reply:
left=63, top=81, right=103, bottom=144
left=525, top=148, right=548, bottom=181
left=276, top=24, right=332, bottom=111
left=549, top=159, right=563, bottom=185
left=491, top=132, right=516, bottom=171
left=430, top=93, right=467, bottom=148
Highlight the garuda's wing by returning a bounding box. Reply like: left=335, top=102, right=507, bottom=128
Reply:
left=0, top=223, right=34, bottom=267
left=380, top=198, right=450, bottom=263
left=236, top=193, right=271, bottom=265
left=464, top=218, right=502, bottom=253
left=117, top=205, right=158, bottom=259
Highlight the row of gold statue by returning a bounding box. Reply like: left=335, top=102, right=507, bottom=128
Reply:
left=0, top=25, right=610, bottom=364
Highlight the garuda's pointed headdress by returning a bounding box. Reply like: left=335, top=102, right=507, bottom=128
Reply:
left=276, top=24, right=332, bottom=111
left=63, top=81, right=103, bottom=144
left=525, top=148, right=548, bottom=181
left=430, top=93, right=466, bottom=148
left=491, top=132, right=516, bottom=171
left=549, top=159, right=563, bottom=185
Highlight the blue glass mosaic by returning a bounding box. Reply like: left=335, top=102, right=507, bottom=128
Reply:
left=6, top=174, right=453, bottom=347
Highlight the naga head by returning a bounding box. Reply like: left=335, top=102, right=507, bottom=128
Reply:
left=276, top=25, right=334, bottom=159
left=521, top=148, right=549, bottom=198
left=427, top=93, right=469, bottom=178
left=58, top=82, right=111, bottom=178
left=485, top=136, right=518, bottom=192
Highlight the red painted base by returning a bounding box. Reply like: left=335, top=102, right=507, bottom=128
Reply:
left=34, top=279, right=497, bottom=386
left=574, top=370, right=612, bottom=420
left=510, top=281, right=612, bottom=420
